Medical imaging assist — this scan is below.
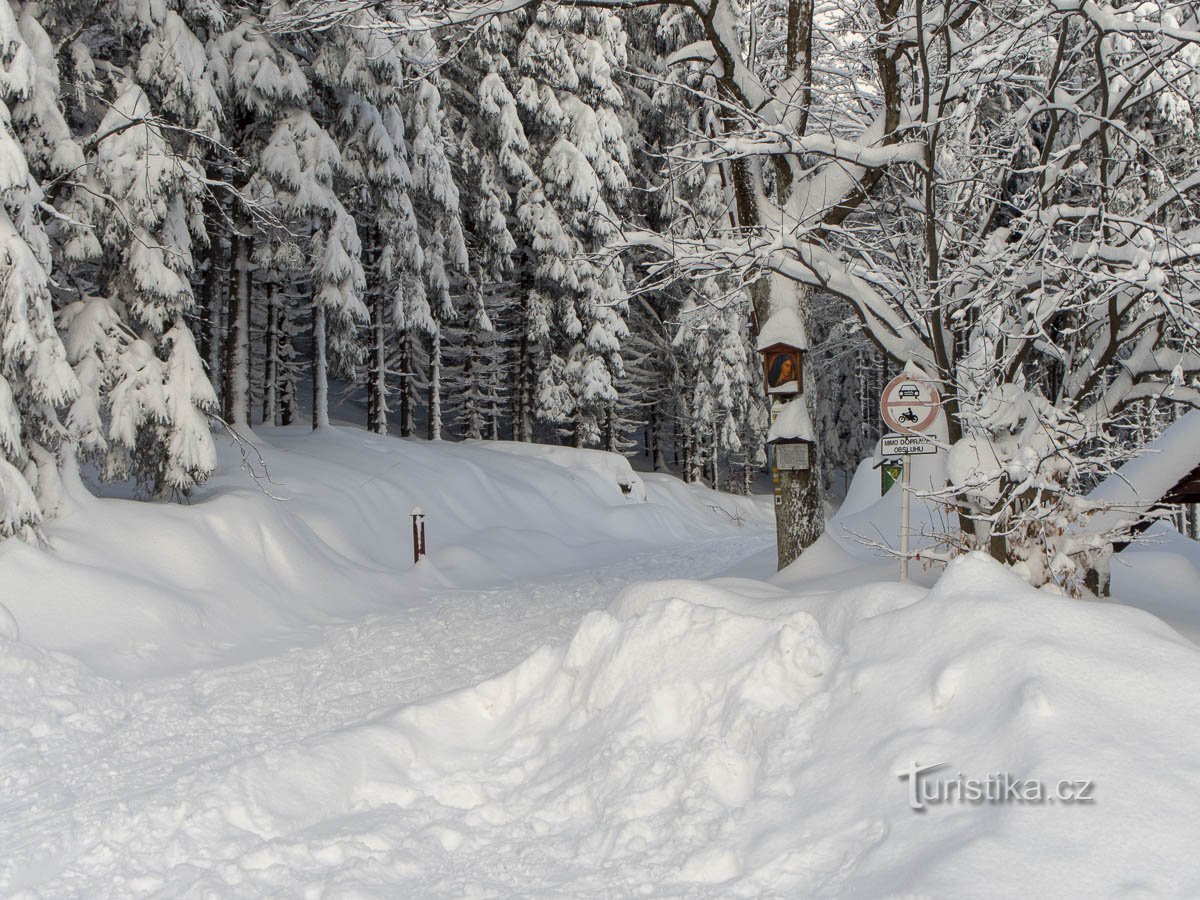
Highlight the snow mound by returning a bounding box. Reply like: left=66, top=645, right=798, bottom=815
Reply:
left=469, top=439, right=648, bottom=502
left=1110, top=521, right=1200, bottom=641
left=78, top=554, right=1200, bottom=896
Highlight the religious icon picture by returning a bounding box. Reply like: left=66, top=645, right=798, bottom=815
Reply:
left=761, top=344, right=803, bottom=395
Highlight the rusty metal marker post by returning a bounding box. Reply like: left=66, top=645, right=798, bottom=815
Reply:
left=411, top=507, right=426, bottom=563
left=879, top=374, right=940, bottom=581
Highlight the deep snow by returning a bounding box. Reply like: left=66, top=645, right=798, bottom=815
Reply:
left=3, top=426, right=1200, bottom=896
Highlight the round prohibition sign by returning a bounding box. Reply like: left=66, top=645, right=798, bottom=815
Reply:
left=880, top=374, right=941, bottom=434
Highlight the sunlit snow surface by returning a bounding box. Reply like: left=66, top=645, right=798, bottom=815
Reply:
left=2, top=427, right=1200, bottom=896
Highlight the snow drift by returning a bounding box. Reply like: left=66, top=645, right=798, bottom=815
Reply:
left=54, top=553, right=1200, bottom=897
left=0, top=426, right=771, bottom=677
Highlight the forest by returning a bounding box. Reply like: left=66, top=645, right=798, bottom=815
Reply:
left=2, top=0, right=1199, bottom=591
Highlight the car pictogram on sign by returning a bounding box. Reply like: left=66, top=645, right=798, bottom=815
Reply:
left=898, top=385, right=920, bottom=399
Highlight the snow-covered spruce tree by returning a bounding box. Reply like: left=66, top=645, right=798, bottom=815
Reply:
left=132, top=3, right=227, bottom=409
left=450, top=15, right=529, bottom=280
left=90, top=82, right=215, bottom=494
left=617, top=5, right=695, bottom=471
left=18, top=0, right=222, bottom=499
left=456, top=19, right=540, bottom=440
left=310, top=205, right=367, bottom=429
left=511, top=4, right=632, bottom=449
left=158, top=318, right=218, bottom=490
left=443, top=21, right=538, bottom=441
left=216, top=15, right=367, bottom=431
left=135, top=6, right=223, bottom=488
left=673, top=281, right=759, bottom=490
left=407, top=42, right=468, bottom=441
left=311, top=10, right=423, bottom=435
left=209, top=17, right=302, bottom=428
left=446, top=278, right=506, bottom=440
left=622, top=289, right=679, bottom=474
left=0, top=2, right=78, bottom=538
left=212, top=16, right=300, bottom=428
left=248, top=189, right=306, bottom=426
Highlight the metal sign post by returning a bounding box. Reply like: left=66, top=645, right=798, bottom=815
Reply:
left=899, top=454, right=911, bottom=581
left=879, top=374, right=941, bottom=582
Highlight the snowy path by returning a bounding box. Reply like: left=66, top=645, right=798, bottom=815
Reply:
left=1, top=533, right=771, bottom=895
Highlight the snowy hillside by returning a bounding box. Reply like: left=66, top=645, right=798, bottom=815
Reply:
left=4, top=428, right=1200, bottom=895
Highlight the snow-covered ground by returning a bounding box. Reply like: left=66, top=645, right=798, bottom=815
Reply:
left=3, top=428, right=1200, bottom=895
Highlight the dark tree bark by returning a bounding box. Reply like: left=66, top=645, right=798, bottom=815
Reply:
left=398, top=337, right=414, bottom=437
left=262, top=280, right=279, bottom=425
left=222, top=209, right=251, bottom=428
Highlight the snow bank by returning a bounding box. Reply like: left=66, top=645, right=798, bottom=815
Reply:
left=1110, top=521, right=1200, bottom=641
left=0, top=426, right=770, bottom=677
left=74, top=554, right=1200, bottom=896
left=468, top=439, right=648, bottom=501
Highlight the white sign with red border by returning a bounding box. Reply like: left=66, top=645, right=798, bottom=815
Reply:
left=880, top=375, right=941, bottom=435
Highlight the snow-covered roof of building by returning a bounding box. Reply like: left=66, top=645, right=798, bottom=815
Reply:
left=768, top=398, right=814, bottom=442
left=1089, top=410, right=1200, bottom=514
left=755, top=307, right=808, bottom=351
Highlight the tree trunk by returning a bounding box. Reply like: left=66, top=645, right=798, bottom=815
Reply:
left=514, top=300, right=533, bottom=442
left=398, top=337, right=414, bottom=437
left=775, top=464, right=823, bottom=567
left=312, top=302, right=328, bottom=430
left=427, top=328, right=442, bottom=441
left=279, top=295, right=296, bottom=427
left=200, top=179, right=226, bottom=398
left=222, top=214, right=250, bottom=428
left=262, top=281, right=278, bottom=426
left=727, top=147, right=824, bottom=569
left=757, top=289, right=825, bottom=569
left=488, top=393, right=501, bottom=441
left=367, top=289, right=387, bottom=435
left=462, top=333, right=480, bottom=440
left=650, top=404, right=665, bottom=471
left=206, top=258, right=224, bottom=397
left=682, top=422, right=696, bottom=483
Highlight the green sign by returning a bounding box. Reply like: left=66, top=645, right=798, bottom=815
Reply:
left=881, top=459, right=902, bottom=495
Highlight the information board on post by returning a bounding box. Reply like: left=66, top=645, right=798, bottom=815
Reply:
left=881, top=433, right=936, bottom=456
